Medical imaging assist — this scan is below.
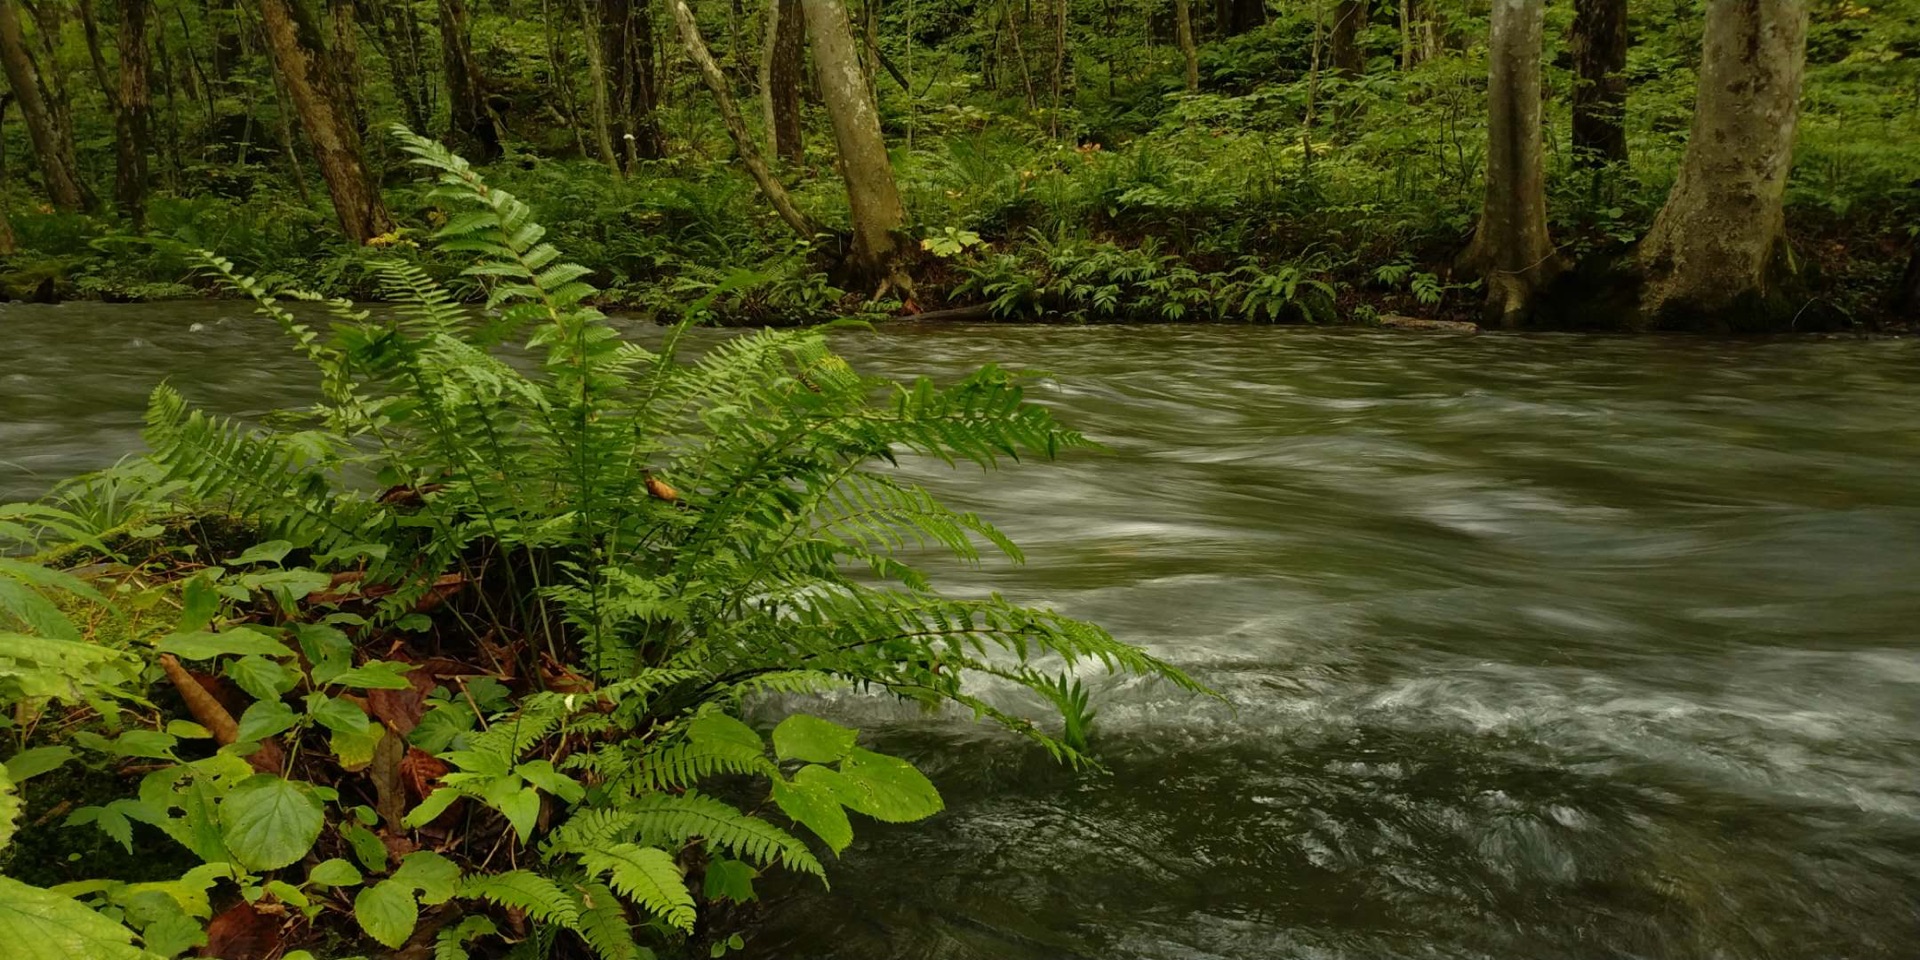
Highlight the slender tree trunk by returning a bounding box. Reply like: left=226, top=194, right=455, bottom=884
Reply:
left=1461, top=0, right=1560, bottom=327
left=799, top=0, right=910, bottom=289
left=604, top=0, right=664, bottom=164
left=761, top=0, right=805, bottom=163
left=437, top=0, right=502, bottom=160
left=1173, top=0, right=1198, bottom=92
left=0, top=0, right=90, bottom=210
left=1223, top=0, right=1263, bottom=35
left=1399, top=0, right=1412, bottom=69
left=1570, top=0, right=1627, bottom=165
left=578, top=0, right=623, bottom=172
left=1635, top=0, right=1808, bottom=325
left=1330, top=0, right=1366, bottom=75
left=359, top=0, right=433, bottom=132
left=254, top=0, right=393, bottom=242
left=116, top=0, right=153, bottom=228
left=1050, top=0, right=1067, bottom=138
left=670, top=0, right=818, bottom=238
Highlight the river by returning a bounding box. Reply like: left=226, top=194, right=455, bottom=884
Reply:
left=4, top=302, right=1919, bottom=959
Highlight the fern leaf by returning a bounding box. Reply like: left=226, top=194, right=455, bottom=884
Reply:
left=576, top=844, right=696, bottom=933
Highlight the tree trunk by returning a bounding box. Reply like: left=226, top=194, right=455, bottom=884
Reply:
left=1570, top=0, right=1627, bottom=165
left=799, top=0, right=910, bottom=289
left=578, top=0, right=623, bottom=172
left=1222, top=0, right=1263, bottom=36
left=254, top=0, right=393, bottom=243
left=116, top=0, right=153, bottom=228
left=359, top=0, right=434, bottom=133
left=437, top=0, right=502, bottom=161
left=670, top=0, right=818, bottom=238
left=604, top=0, right=664, bottom=164
left=0, top=0, right=90, bottom=210
left=1635, top=0, right=1808, bottom=326
left=1330, top=0, right=1366, bottom=76
left=1173, top=0, right=1198, bottom=92
left=1461, top=0, right=1560, bottom=327
left=328, top=0, right=365, bottom=131
left=760, top=0, right=805, bottom=163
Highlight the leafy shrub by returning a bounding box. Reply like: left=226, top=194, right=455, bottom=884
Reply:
left=0, top=130, right=1197, bottom=959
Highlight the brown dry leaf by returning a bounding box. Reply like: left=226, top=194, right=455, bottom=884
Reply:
left=200, top=902, right=282, bottom=960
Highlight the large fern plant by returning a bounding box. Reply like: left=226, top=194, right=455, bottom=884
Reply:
left=64, top=128, right=1200, bottom=957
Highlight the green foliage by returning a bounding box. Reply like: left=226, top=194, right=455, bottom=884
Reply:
left=0, top=131, right=1197, bottom=958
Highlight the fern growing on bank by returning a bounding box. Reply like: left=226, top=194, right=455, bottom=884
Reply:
left=0, top=128, right=1198, bottom=959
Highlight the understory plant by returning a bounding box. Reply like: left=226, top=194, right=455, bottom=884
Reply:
left=0, top=129, right=1197, bottom=959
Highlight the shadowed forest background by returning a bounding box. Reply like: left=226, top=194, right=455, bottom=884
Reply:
left=0, top=0, right=1916, bottom=329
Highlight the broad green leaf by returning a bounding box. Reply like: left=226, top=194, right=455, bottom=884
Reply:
left=264, top=880, right=308, bottom=908
left=304, top=694, right=371, bottom=736
left=157, top=627, right=291, bottom=661
left=354, top=879, right=419, bottom=950
left=224, top=655, right=296, bottom=702
left=515, top=759, right=585, bottom=804
left=0, top=766, right=19, bottom=851
left=0, top=876, right=151, bottom=960
left=219, top=775, right=324, bottom=871
left=291, top=623, right=351, bottom=684
left=702, top=858, right=757, bottom=904
left=328, top=661, right=414, bottom=690
left=235, top=700, right=298, bottom=742
left=166, top=720, right=213, bottom=740
left=495, top=785, right=541, bottom=843
left=774, top=768, right=853, bottom=854
left=687, top=713, right=763, bottom=754
left=391, top=851, right=461, bottom=905
left=137, top=909, right=205, bottom=957
left=343, top=822, right=388, bottom=873
left=6, top=746, right=74, bottom=782
left=0, top=556, right=104, bottom=602
left=827, top=749, right=944, bottom=823
left=111, top=730, right=179, bottom=760
left=772, top=714, right=857, bottom=764
left=232, top=541, right=293, bottom=566
left=401, top=788, right=462, bottom=829
left=176, top=575, right=220, bottom=633
left=307, top=858, right=363, bottom=887
left=329, top=723, right=385, bottom=772
left=407, top=702, right=474, bottom=753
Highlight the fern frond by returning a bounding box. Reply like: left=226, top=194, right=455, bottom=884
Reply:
left=569, top=880, right=646, bottom=960
left=457, top=870, right=580, bottom=928
left=623, top=793, right=823, bottom=879
left=575, top=844, right=696, bottom=933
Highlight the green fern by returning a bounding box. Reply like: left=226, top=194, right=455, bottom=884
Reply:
left=576, top=844, right=698, bottom=933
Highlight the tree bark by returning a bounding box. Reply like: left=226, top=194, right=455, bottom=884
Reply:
left=1330, top=0, right=1367, bottom=76
left=359, top=0, right=434, bottom=133
left=0, top=0, right=89, bottom=210
left=1570, top=0, right=1627, bottom=165
left=578, top=0, right=623, bottom=172
left=1222, top=0, right=1264, bottom=36
left=437, top=0, right=502, bottom=161
left=254, top=0, right=393, bottom=243
left=1461, top=0, right=1560, bottom=327
left=669, top=0, right=819, bottom=239
left=116, top=0, right=153, bottom=228
left=760, top=0, right=805, bottom=163
left=604, top=0, right=664, bottom=164
left=799, top=0, right=910, bottom=289
left=1173, top=0, right=1198, bottom=92
left=1635, top=0, right=1808, bottom=325
left=328, top=0, right=365, bottom=131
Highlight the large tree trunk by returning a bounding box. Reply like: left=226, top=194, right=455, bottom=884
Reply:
left=800, top=0, right=910, bottom=289
left=1173, top=0, right=1198, bottom=92
left=437, top=0, right=502, bottom=161
left=1635, top=0, right=1808, bottom=325
left=670, top=0, right=818, bottom=238
left=1461, top=0, right=1560, bottom=327
left=1570, top=0, right=1627, bottom=165
left=1329, top=0, right=1367, bottom=75
left=328, top=0, right=365, bottom=131
left=255, top=0, right=393, bottom=243
left=760, top=0, right=805, bottom=163
left=0, top=0, right=90, bottom=211
left=604, top=0, right=664, bottom=164
left=116, top=0, right=153, bottom=228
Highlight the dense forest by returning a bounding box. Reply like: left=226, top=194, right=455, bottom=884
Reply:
left=0, top=0, right=1915, bottom=329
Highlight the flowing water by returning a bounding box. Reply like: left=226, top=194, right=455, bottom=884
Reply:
left=5, top=302, right=1920, bottom=959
